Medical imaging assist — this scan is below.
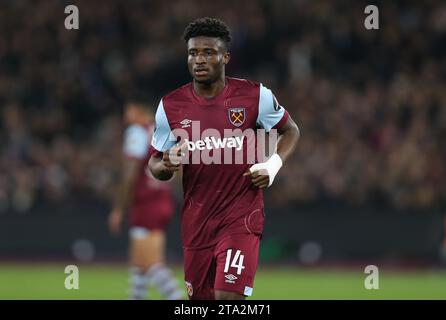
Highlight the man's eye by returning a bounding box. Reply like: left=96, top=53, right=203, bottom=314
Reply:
left=189, top=52, right=197, bottom=56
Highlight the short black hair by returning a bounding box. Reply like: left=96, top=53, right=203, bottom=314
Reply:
left=183, top=17, right=231, bottom=50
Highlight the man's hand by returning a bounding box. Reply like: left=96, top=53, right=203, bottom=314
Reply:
left=161, top=143, right=185, bottom=173
left=148, top=143, right=187, bottom=181
left=243, top=154, right=283, bottom=189
left=108, top=208, right=124, bottom=235
left=243, top=168, right=270, bottom=189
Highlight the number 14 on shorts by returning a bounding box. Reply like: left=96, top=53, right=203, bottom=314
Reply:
left=224, top=249, right=245, bottom=275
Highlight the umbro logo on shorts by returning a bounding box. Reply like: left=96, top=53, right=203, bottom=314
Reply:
left=185, top=281, right=193, bottom=297
left=224, top=274, right=238, bottom=284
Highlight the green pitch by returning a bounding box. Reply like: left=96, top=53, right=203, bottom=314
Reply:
left=0, top=263, right=445, bottom=299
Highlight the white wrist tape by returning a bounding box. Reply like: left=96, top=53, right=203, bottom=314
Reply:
left=249, top=153, right=283, bottom=187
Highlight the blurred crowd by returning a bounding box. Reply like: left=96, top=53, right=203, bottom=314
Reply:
left=0, top=0, right=445, bottom=213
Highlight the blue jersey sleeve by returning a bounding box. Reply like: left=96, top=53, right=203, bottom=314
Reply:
left=151, top=99, right=176, bottom=152
left=256, top=84, right=288, bottom=132
left=123, top=124, right=149, bottom=159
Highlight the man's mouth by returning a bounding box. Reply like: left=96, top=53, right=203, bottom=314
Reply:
left=194, top=68, right=209, bottom=76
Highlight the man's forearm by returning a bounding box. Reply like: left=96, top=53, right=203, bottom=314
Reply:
left=113, top=159, right=140, bottom=211
left=113, top=180, right=134, bottom=211
left=245, top=117, right=299, bottom=188
left=276, top=117, right=300, bottom=163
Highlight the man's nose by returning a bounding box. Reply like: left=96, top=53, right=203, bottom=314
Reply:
left=195, top=53, right=206, bottom=64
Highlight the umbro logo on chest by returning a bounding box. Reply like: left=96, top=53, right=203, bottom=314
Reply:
left=180, top=119, right=192, bottom=128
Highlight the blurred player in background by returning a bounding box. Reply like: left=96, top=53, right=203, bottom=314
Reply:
left=148, top=18, right=300, bottom=300
left=108, top=100, right=184, bottom=300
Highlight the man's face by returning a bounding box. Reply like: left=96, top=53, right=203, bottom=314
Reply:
left=124, top=104, right=153, bottom=126
left=187, top=36, right=230, bottom=85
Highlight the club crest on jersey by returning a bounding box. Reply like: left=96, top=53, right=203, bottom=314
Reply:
left=228, top=107, right=246, bottom=127
left=185, top=281, right=193, bottom=297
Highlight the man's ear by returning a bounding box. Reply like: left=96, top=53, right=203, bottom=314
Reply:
left=223, top=51, right=231, bottom=65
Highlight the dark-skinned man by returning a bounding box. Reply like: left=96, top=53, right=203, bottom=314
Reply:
left=148, top=17, right=300, bottom=300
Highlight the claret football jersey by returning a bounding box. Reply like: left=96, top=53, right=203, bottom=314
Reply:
left=150, top=77, right=289, bottom=249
